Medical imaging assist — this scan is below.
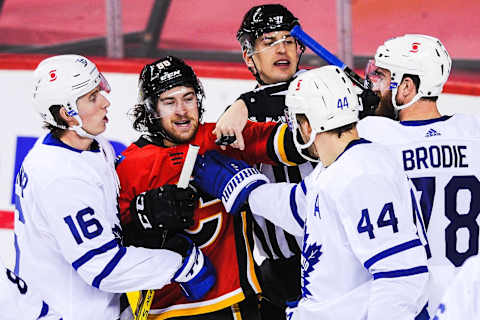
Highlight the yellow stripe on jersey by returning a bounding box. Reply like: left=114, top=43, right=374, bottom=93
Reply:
left=276, top=124, right=296, bottom=166
left=240, top=211, right=262, bottom=294
left=147, top=290, right=245, bottom=319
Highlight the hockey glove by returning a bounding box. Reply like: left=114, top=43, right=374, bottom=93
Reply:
left=238, top=81, right=290, bottom=119
left=122, top=185, right=198, bottom=248
left=358, top=88, right=380, bottom=119
left=166, top=234, right=216, bottom=301
left=193, top=151, right=269, bottom=214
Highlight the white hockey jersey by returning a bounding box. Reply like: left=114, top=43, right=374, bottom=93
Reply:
left=0, top=259, right=61, bottom=319
left=432, top=255, right=480, bottom=320
left=357, top=114, right=480, bottom=312
left=14, top=133, right=183, bottom=320
left=250, top=139, right=428, bottom=320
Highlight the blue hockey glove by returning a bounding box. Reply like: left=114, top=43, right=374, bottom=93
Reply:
left=167, top=234, right=216, bottom=301
left=193, top=151, right=269, bottom=214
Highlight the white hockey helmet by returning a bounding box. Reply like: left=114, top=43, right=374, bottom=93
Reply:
left=374, top=34, right=451, bottom=111
left=32, top=54, right=111, bottom=137
left=285, top=65, right=361, bottom=162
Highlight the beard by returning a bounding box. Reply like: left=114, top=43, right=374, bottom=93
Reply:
left=161, top=118, right=199, bottom=145
left=375, top=90, right=396, bottom=120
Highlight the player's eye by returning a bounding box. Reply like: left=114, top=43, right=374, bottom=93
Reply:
left=89, top=93, right=98, bottom=102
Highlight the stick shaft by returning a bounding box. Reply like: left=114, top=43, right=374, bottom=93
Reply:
left=290, top=25, right=367, bottom=90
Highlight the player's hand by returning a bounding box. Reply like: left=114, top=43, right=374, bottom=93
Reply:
left=213, top=99, right=248, bottom=151
left=193, top=151, right=269, bottom=214
left=167, top=234, right=216, bottom=301
left=122, top=185, right=198, bottom=248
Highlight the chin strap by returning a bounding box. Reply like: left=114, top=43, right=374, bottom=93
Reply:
left=68, top=115, right=97, bottom=140
left=293, top=128, right=320, bottom=163
left=392, top=88, right=423, bottom=112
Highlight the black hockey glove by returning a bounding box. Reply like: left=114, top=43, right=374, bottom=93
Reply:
left=122, top=185, right=198, bottom=249
left=238, top=81, right=291, bottom=119
left=358, top=88, right=380, bottom=119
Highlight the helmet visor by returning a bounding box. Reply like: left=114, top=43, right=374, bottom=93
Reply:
left=249, top=32, right=300, bottom=56
left=99, top=72, right=111, bottom=94
left=365, top=59, right=392, bottom=92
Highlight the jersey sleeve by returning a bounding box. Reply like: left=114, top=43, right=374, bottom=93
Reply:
left=221, top=121, right=306, bottom=166
left=335, top=175, right=428, bottom=320
left=0, top=263, right=62, bottom=320
left=249, top=180, right=307, bottom=237
left=36, top=177, right=182, bottom=293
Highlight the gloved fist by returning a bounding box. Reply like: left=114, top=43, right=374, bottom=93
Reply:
left=131, top=185, right=197, bottom=231
left=193, top=151, right=269, bottom=214
left=122, top=185, right=198, bottom=248
left=166, top=234, right=216, bottom=301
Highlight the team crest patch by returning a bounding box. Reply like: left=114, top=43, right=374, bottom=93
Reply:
left=301, top=230, right=323, bottom=298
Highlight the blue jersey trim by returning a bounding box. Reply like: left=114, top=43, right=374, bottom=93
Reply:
left=290, top=185, right=304, bottom=229
left=400, top=115, right=451, bottom=127
left=364, top=239, right=422, bottom=269
left=43, top=133, right=101, bottom=153
left=14, top=233, right=20, bottom=275
left=300, top=180, right=307, bottom=195
left=92, top=246, right=127, bottom=288
left=72, top=239, right=118, bottom=270
left=336, top=138, right=372, bottom=162
left=38, top=301, right=49, bottom=318
left=373, top=265, right=428, bottom=280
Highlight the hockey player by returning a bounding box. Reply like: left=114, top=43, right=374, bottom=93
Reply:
left=1, top=259, right=61, bottom=319
left=14, top=55, right=215, bottom=320
left=115, top=56, right=303, bottom=319
left=357, top=34, right=480, bottom=313
left=192, top=66, right=429, bottom=320
left=213, top=33, right=480, bottom=316
left=431, top=255, right=480, bottom=319
left=215, top=5, right=308, bottom=317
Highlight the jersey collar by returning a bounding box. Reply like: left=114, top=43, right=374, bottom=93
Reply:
left=43, top=133, right=100, bottom=153
left=335, top=138, right=372, bottom=162
left=399, top=115, right=452, bottom=127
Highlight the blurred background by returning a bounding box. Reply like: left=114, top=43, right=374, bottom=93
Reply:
left=0, top=0, right=478, bottom=76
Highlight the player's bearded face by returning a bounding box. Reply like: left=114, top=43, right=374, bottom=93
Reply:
left=365, top=62, right=395, bottom=119
left=250, top=31, right=300, bottom=84
left=76, top=85, right=111, bottom=135
left=156, top=86, right=199, bottom=146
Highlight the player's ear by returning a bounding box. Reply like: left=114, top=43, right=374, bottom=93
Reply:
left=398, top=77, right=416, bottom=100
left=59, top=106, right=78, bottom=127
left=242, top=51, right=255, bottom=71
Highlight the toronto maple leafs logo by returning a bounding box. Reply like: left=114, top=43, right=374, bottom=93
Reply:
left=301, top=230, right=323, bottom=299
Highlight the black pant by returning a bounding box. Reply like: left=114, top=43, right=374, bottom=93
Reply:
left=258, top=255, right=301, bottom=320
left=168, top=295, right=261, bottom=320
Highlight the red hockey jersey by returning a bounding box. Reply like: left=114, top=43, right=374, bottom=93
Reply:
left=116, top=121, right=295, bottom=319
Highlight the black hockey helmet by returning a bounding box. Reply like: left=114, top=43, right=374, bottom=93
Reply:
left=133, top=56, right=205, bottom=137
left=237, top=4, right=301, bottom=56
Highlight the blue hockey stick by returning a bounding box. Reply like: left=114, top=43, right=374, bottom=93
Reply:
left=290, top=25, right=367, bottom=90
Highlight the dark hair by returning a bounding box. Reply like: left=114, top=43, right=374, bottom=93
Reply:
left=402, top=74, right=438, bottom=102
left=296, top=114, right=356, bottom=138
left=327, top=122, right=357, bottom=138
left=42, top=105, right=67, bottom=139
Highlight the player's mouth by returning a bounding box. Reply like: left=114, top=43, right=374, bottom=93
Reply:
left=174, top=119, right=192, bottom=130
left=274, top=59, right=291, bottom=68
left=103, top=115, right=109, bottom=123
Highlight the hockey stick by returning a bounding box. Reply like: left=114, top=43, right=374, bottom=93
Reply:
left=290, top=25, right=367, bottom=90
left=128, top=144, right=200, bottom=320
